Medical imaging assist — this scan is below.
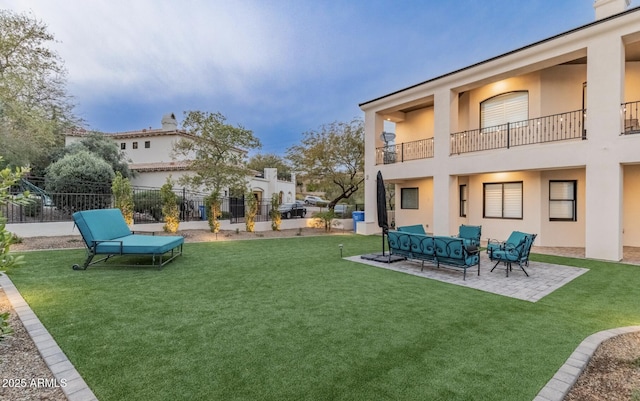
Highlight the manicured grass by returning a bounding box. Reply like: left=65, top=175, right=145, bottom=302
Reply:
left=6, top=235, right=640, bottom=401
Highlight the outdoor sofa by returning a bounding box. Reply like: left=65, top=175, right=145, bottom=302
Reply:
left=72, top=208, right=184, bottom=270
left=387, top=230, right=480, bottom=280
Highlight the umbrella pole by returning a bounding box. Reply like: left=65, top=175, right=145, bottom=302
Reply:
left=381, top=228, right=386, bottom=256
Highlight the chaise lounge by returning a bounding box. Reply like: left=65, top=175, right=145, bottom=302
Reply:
left=72, top=208, right=184, bottom=270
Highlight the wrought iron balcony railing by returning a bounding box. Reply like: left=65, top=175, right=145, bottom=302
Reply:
left=375, top=138, right=434, bottom=165
left=450, top=109, right=586, bottom=155
left=622, top=101, right=640, bottom=135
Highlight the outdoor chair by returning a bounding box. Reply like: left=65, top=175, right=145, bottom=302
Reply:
left=455, top=224, right=482, bottom=247
left=72, top=208, right=184, bottom=270
left=487, top=231, right=537, bottom=277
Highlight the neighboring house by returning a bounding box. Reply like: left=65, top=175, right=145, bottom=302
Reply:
left=65, top=114, right=296, bottom=203
left=359, top=0, right=640, bottom=262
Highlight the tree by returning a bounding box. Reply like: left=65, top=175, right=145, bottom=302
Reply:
left=63, top=132, right=132, bottom=178
left=287, top=118, right=364, bottom=208
left=0, top=10, right=77, bottom=172
left=172, top=111, right=262, bottom=195
left=247, top=153, right=291, bottom=180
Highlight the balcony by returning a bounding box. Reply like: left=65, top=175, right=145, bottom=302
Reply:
left=450, top=109, right=586, bottom=155
left=375, top=138, right=434, bottom=165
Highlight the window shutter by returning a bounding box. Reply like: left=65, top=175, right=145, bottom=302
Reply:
left=503, top=183, right=523, bottom=218
left=481, top=92, right=528, bottom=128
left=484, top=184, right=502, bottom=218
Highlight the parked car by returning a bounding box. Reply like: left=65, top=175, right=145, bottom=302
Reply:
left=278, top=202, right=307, bottom=219
left=333, top=204, right=349, bottom=217
left=304, top=195, right=329, bottom=206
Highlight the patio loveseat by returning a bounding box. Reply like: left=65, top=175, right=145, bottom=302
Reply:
left=387, top=230, right=480, bottom=280
left=72, top=208, right=184, bottom=270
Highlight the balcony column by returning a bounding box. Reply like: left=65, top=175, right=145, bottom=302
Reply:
left=361, top=111, right=385, bottom=234
left=584, top=32, right=625, bottom=260
left=432, top=88, right=458, bottom=235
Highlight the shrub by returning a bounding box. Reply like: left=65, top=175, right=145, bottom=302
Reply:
left=0, top=312, right=13, bottom=342
left=0, top=159, right=28, bottom=271
left=45, top=150, right=114, bottom=213
left=204, top=191, right=221, bottom=233
left=245, top=191, right=258, bottom=233
left=269, top=195, right=281, bottom=231
left=312, top=210, right=337, bottom=232
left=112, top=172, right=134, bottom=225
left=160, top=179, right=180, bottom=233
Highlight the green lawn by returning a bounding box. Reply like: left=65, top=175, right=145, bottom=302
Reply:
left=6, top=235, right=640, bottom=401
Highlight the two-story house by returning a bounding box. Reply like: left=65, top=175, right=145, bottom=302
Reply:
left=359, top=0, right=640, bottom=261
left=66, top=114, right=297, bottom=204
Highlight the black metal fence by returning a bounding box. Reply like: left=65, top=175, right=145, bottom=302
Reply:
left=3, top=179, right=364, bottom=225
left=622, top=101, right=640, bottom=134
left=375, top=138, right=434, bottom=165
left=450, top=109, right=586, bottom=155
left=3, top=185, right=297, bottom=225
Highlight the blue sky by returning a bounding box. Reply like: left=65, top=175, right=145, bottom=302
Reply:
left=1, top=0, right=631, bottom=155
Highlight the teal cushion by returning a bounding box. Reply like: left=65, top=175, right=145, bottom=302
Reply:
left=73, top=209, right=131, bottom=246
left=458, top=225, right=481, bottom=242
left=95, top=235, right=184, bottom=255
left=398, top=225, right=426, bottom=235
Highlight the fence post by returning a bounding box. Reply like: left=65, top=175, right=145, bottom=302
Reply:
left=506, top=122, right=510, bottom=149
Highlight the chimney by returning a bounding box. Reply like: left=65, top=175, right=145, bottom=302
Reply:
left=594, top=0, right=630, bottom=20
left=161, top=113, right=178, bottom=131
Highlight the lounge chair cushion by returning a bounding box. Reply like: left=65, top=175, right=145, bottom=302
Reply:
left=397, top=224, right=426, bottom=234
left=74, top=208, right=132, bottom=247
left=94, top=234, right=185, bottom=255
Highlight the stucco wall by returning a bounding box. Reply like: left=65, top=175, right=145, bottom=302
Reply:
left=539, top=168, right=586, bottom=247
left=394, top=178, right=433, bottom=231
left=395, top=106, right=434, bottom=144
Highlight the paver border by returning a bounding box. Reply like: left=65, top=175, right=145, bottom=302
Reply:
left=0, top=272, right=98, bottom=401
left=533, top=325, right=640, bottom=401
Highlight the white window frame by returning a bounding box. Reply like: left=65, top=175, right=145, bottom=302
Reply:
left=483, top=182, right=523, bottom=219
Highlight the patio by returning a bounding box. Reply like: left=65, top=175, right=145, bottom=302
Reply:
left=348, top=252, right=588, bottom=302
left=350, top=244, right=640, bottom=303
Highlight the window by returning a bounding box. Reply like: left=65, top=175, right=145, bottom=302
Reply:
left=483, top=182, right=523, bottom=219
left=401, top=188, right=419, bottom=209
left=481, top=91, right=528, bottom=129
left=120, top=143, right=126, bottom=150
left=549, top=180, right=577, bottom=221
left=132, top=142, right=138, bottom=149
left=459, top=184, right=467, bottom=217
left=145, top=141, right=151, bottom=148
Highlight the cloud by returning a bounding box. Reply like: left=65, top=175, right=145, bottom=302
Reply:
left=3, top=0, right=301, bottom=100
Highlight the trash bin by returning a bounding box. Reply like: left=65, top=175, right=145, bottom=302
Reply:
left=199, top=205, right=207, bottom=220
left=352, top=211, right=365, bottom=231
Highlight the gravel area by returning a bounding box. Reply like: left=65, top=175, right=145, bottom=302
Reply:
left=2, top=228, right=639, bottom=401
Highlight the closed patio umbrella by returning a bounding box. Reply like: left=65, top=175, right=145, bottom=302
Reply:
left=377, top=171, right=388, bottom=255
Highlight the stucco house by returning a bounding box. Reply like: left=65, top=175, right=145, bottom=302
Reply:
left=65, top=114, right=296, bottom=204
left=359, top=0, right=640, bottom=261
